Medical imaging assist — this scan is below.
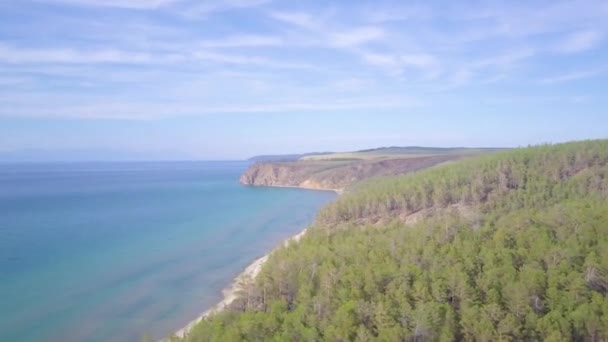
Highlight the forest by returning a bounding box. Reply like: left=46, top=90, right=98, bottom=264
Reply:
left=177, top=140, right=608, bottom=341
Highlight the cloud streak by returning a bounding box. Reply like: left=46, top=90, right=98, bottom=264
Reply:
left=555, top=30, right=603, bottom=53
left=32, top=0, right=181, bottom=9
left=197, top=35, right=283, bottom=48
left=0, top=95, right=422, bottom=120
left=0, top=43, right=317, bottom=70
left=1, top=0, right=606, bottom=121
left=539, top=69, right=606, bottom=84
left=0, top=44, right=154, bottom=64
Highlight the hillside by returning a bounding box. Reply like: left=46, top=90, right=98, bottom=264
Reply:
left=240, top=147, right=498, bottom=191
left=179, top=140, right=608, bottom=341
left=300, top=147, right=506, bottom=161
left=248, top=152, right=333, bottom=162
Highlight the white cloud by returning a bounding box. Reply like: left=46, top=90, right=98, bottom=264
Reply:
left=329, top=27, right=385, bottom=47
left=35, top=0, right=272, bottom=16
left=191, top=51, right=317, bottom=70
left=3, top=0, right=607, bottom=121
left=0, top=44, right=316, bottom=70
left=399, top=54, right=437, bottom=69
left=361, top=52, right=438, bottom=75
left=364, top=5, right=433, bottom=23
left=198, top=35, right=283, bottom=48
left=329, top=78, right=373, bottom=92
left=446, top=1, right=606, bottom=39
left=0, top=95, right=421, bottom=119
left=539, top=69, right=605, bottom=84
left=361, top=52, right=393, bottom=67
left=471, top=49, right=536, bottom=69
left=33, top=0, right=181, bottom=9
left=0, top=44, right=154, bottom=64
left=179, top=0, right=272, bottom=18
left=555, top=30, right=603, bottom=53
left=268, top=11, right=319, bottom=30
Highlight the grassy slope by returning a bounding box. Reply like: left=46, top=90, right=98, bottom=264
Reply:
left=180, top=140, right=608, bottom=341
left=300, top=147, right=506, bottom=161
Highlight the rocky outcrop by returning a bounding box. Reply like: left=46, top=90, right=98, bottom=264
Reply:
left=239, top=155, right=461, bottom=192
left=239, top=161, right=340, bottom=191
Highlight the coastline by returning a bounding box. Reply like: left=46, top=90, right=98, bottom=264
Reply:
left=242, top=183, right=344, bottom=195
left=169, top=255, right=269, bottom=339
left=168, top=186, right=341, bottom=340
left=168, top=228, right=310, bottom=340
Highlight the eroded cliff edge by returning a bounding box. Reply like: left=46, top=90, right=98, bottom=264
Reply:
left=239, top=155, right=460, bottom=192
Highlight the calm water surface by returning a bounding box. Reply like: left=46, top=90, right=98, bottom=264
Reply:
left=0, top=161, right=336, bottom=341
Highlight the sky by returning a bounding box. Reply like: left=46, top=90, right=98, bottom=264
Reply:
left=0, top=0, right=607, bottom=160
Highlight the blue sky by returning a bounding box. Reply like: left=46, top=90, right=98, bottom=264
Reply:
left=0, top=0, right=607, bottom=160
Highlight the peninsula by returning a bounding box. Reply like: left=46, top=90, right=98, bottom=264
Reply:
left=240, top=147, right=505, bottom=192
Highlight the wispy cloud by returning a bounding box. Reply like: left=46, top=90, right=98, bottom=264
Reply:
left=32, top=0, right=182, bottom=9
left=197, top=35, right=283, bottom=48
left=539, top=69, right=606, bottom=84
left=32, top=0, right=273, bottom=19
left=554, top=30, right=603, bottom=53
left=329, top=27, right=385, bottom=47
left=191, top=51, right=317, bottom=70
left=364, top=5, right=433, bottom=23
left=0, top=43, right=317, bottom=70
left=177, top=0, right=272, bottom=18
left=0, top=44, right=154, bottom=64
left=2, top=0, right=607, bottom=122
left=269, top=10, right=385, bottom=48
left=0, top=95, right=421, bottom=120
left=361, top=52, right=438, bottom=76
left=328, top=77, right=374, bottom=93
left=471, top=49, right=537, bottom=69
left=268, top=11, right=319, bottom=30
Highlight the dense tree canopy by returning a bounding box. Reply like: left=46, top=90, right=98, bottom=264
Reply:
left=176, top=140, right=608, bottom=341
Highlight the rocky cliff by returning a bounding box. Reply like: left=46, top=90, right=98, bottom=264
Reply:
left=239, top=155, right=460, bottom=192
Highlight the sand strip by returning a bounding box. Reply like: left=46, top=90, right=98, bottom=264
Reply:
left=243, top=183, right=343, bottom=195
left=166, top=228, right=310, bottom=340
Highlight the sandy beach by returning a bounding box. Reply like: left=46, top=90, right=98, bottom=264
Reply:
left=167, top=227, right=311, bottom=340
left=169, top=255, right=268, bottom=340
left=244, top=183, right=344, bottom=195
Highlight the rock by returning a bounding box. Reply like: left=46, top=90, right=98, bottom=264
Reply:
left=240, top=155, right=461, bottom=191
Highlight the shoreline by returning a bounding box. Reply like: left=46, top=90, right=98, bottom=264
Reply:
left=168, top=228, right=310, bottom=340
left=241, top=183, right=344, bottom=195
left=169, top=254, right=269, bottom=340
left=167, top=186, right=340, bottom=340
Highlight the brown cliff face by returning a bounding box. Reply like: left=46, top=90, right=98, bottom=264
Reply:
left=239, top=155, right=460, bottom=191
left=239, top=161, right=342, bottom=190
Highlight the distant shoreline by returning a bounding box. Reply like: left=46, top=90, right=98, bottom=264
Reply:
left=243, top=183, right=344, bottom=195
left=166, top=187, right=340, bottom=340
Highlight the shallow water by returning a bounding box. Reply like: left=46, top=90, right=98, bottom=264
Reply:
left=0, top=161, right=336, bottom=341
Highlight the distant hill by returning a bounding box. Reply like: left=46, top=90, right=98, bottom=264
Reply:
left=248, top=147, right=507, bottom=162
left=301, top=146, right=508, bottom=161
left=247, top=152, right=333, bottom=162
left=356, top=145, right=508, bottom=154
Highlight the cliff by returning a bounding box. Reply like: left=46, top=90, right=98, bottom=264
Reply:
left=182, top=140, right=608, bottom=342
left=239, top=155, right=460, bottom=192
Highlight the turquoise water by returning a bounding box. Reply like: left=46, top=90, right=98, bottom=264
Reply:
left=0, top=161, right=336, bottom=341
